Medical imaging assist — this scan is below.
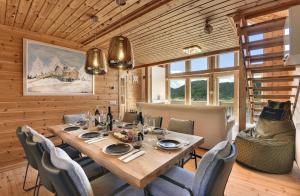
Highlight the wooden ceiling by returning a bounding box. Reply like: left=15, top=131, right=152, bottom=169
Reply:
left=0, top=0, right=298, bottom=65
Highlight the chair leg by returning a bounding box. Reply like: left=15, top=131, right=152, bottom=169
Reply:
left=193, top=150, right=198, bottom=169
left=33, top=173, right=39, bottom=196
left=23, top=162, right=38, bottom=192
left=35, top=181, right=41, bottom=196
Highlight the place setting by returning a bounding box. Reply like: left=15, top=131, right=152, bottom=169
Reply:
left=102, top=143, right=145, bottom=163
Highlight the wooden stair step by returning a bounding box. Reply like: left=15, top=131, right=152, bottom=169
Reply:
left=248, top=86, right=298, bottom=91
left=247, top=65, right=295, bottom=73
left=250, top=94, right=294, bottom=99
left=245, top=36, right=284, bottom=50
left=241, top=17, right=286, bottom=35
left=250, top=101, right=294, bottom=105
left=248, top=75, right=300, bottom=82
left=245, top=52, right=283, bottom=63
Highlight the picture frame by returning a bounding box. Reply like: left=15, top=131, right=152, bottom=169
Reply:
left=23, top=39, right=94, bottom=96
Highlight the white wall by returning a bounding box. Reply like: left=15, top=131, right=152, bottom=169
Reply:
left=151, top=66, right=166, bottom=103
left=286, top=5, right=300, bottom=65
left=293, top=67, right=300, bottom=167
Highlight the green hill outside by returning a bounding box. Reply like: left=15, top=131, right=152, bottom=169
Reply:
left=171, top=80, right=234, bottom=101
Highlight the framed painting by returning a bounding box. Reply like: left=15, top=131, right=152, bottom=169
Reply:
left=23, top=39, right=94, bottom=96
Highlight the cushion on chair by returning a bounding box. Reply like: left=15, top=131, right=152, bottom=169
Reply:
left=64, top=113, right=86, bottom=124
left=91, top=172, right=144, bottom=196
left=50, top=147, right=93, bottom=196
left=148, top=166, right=195, bottom=196
left=167, top=118, right=194, bottom=135
left=260, top=107, right=286, bottom=121
left=192, top=140, right=231, bottom=195
left=268, top=100, right=291, bottom=110
left=256, top=118, right=296, bottom=138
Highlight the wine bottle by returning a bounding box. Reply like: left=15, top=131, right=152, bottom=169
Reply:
left=107, top=106, right=113, bottom=131
left=138, top=112, right=144, bottom=125
left=95, top=105, right=100, bottom=126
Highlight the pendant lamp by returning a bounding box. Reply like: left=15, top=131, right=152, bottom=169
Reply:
left=108, top=35, right=134, bottom=70
left=85, top=16, right=108, bottom=75
left=108, top=0, right=134, bottom=70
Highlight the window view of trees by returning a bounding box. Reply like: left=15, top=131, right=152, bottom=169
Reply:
left=218, top=75, right=234, bottom=101
left=218, top=75, right=235, bottom=116
left=191, top=78, right=208, bottom=104
left=170, top=79, right=185, bottom=103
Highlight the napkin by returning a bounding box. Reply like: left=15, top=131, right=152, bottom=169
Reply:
left=122, top=151, right=145, bottom=163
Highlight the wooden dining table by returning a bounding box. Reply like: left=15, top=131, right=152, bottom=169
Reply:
left=47, top=124, right=204, bottom=189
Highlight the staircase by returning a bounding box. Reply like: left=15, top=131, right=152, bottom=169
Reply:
left=237, top=16, right=300, bottom=123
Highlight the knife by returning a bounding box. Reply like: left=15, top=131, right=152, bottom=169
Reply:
left=118, top=149, right=140, bottom=161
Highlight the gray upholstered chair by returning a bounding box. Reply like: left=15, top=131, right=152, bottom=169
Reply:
left=16, top=127, right=39, bottom=192
left=122, top=112, right=138, bottom=123
left=147, top=141, right=237, bottom=196
left=144, top=115, right=163, bottom=128
left=41, top=141, right=236, bottom=196
left=41, top=148, right=141, bottom=196
left=25, top=133, right=107, bottom=196
left=64, top=113, right=86, bottom=124
left=167, top=118, right=200, bottom=168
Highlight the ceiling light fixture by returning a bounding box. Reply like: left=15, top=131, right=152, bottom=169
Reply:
left=183, top=45, right=202, bottom=55
left=85, top=16, right=107, bottom=75
left=108, top=0, right=134, bottom=70
left=204, top=19, right=213, bottom=34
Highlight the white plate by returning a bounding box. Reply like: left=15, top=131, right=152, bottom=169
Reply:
left=78, top=131, right=101, bottom=140
left=156, top=142, right=183, bottom=150
left=102, top=144, right=133, bottom=156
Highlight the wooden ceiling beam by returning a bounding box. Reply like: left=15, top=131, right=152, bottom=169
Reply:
left=232, top=0, right=300, bottom=22
left=134, top=46, right=239, bottom=69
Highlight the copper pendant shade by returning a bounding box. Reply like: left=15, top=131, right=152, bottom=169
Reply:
left=108, top=35, right=134, bottom=70
left=85, top=47, right=108, bottom=75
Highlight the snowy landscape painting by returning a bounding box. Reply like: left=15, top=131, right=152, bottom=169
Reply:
left=23, top=39, right=94, bottom=95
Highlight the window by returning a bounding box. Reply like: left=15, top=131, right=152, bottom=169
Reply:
left=249, top=34, right=263, bottom=42
left=217, top=75, right=234, bottom=116
left=170, top=61, right=185, bottom=74
left=170, top=79, right=185, bottom=104
left=191, top=78, right=208, bottom=105
left=218, top=52, right=234, bottom=68
left=191, top=57, right=208, bottom=71
left=250, top=49, right=263, bottom=56
left=151, top=66, right=166, bottom=103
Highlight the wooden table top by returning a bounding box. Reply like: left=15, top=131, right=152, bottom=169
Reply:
left=47, top=125, right=204, bottom=188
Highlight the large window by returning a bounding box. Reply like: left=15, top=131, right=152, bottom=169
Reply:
left=191, top=57, right=208, bottom=71
left=170, top=61, right=185, bottom=74
left=217, top=75, right=234, bottom=116
left=170, top=79, right=185, bottom=104
left=218, top=52, right=234, bottom=68
left=191, top=78, right=208, bottom=105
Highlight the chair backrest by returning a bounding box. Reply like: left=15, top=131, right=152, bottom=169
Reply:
left=144, top=115, right=163, bottom=128
left=41, top=152, right=81, bottom=196
left=167, top=118, right=194, bottom=135
left=194, top=143, right=237, bottom=196
left=64, top=113, right=86, bottom=124
left=122, top=112, right=138, bottom=123
left=16, top=127, right=38, bottom=170
left=26, top=136, right=56, bottom=193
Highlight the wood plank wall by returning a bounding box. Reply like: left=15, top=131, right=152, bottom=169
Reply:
left=0, top=25, right=141, bottom=169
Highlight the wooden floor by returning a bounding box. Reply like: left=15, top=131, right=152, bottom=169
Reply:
left=0, top=150, right=300, bottom=196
